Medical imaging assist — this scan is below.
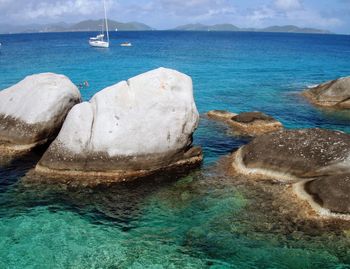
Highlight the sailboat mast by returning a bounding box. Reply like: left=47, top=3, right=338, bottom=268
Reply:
left=103, top=0, right=109, bottom=43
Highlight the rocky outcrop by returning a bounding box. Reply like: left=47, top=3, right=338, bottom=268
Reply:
left=207, top=110, right=237, bottom=121
left=304, top=174, right=350, bottom=215
left=303, top=77, right=350, bottom=109
left=233, top=129, right=350, bottom=181
left=207, top=110, right=283, bottom=136
left=35, top=68, right=202, bottom=182
left=0, top=73, right=81, bottom=155
left=231, top=128, right=350, bottom=218
left=230, top=112, right=283, bottom=136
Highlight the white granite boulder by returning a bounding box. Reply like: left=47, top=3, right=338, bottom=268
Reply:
left=36, top=68, right=202, bottom=182
left=0, top=73, right=81, bottom=154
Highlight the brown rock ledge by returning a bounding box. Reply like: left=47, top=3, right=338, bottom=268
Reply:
left=33, top=147, right=203, bottom=186
left=230, top=128, right=350, bottom=219
left=207, top=110, right=283, bottom=136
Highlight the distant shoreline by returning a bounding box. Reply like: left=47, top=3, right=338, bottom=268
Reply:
left=0, top=30, right=344, bottom=36
left=0, top=20, right=335, bottom=35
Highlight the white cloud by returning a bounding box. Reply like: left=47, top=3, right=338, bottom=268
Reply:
left=0, top=0, right=346, bottom=32
left=117, top=0, right=237, bottom=27
left=0, top=0, right=12, bottom=5
left=24, top=1, right=98, bottom=19
left=147, top=0, right=236, bottom=18
left=274, top=0, right=302, bottom=11
left=0, top=0, right=119, bottom=23
left=284, top=9, right=342, bottom=27
left=267, top=0, right=342, bottom=29
left=245, top=7, right=276, bottom=27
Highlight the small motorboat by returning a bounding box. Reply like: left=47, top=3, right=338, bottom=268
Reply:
left=120, top=42, right=132, bottom=47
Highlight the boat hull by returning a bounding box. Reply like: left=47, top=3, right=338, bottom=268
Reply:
left=89, top=40, right=109, bottom=48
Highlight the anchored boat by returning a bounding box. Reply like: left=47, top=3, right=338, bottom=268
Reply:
left=120, top=42, right=132, bottom=47
left=89, top=0, right=109, bottom=48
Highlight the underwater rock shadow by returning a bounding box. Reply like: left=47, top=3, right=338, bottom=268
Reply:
left=179, top=156, right=350, bottom=266
left=196, top=116, right=251, bottom=157
left=0, top=144, right=49, bottom=193
left=1, top=166, right=204, bottom=231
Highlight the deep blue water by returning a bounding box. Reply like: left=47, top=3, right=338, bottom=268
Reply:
left=0, top=31, right=350, bottom=268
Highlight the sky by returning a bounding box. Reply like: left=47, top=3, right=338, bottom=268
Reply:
left=0, top=0, right=349, bottom=33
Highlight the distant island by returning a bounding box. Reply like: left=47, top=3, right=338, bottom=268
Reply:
left=0, top=20, right=154, bottom=34
left=173, top=23, right=331, bottom=34
left=0, top=20, right=331, bottom=34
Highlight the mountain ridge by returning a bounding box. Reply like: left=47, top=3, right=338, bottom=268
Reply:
left=172, top=23, right=331, bottom=34
left=0, top=20, right=154, bottom=34
left=0, top=20, right=332, bottom=34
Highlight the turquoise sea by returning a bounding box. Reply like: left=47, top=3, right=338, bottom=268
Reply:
left=0, top=31, right=350, bottom=268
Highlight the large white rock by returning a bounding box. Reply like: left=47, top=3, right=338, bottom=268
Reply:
left=36, top=68, right=202, bottom=180
left=0, top=73, right=81, bottom=153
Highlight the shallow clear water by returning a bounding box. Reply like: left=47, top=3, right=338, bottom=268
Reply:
left=0, top=31, right=350, bottom=268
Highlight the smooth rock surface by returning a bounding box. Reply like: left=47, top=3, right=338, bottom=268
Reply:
left=0, top=73, right=81, bottom=154
left=36, top=68, right=202, bottom=181
left=207, top=110, right=283, bottom=136
left=303, top=77, right=350, bottom=109
left=233, top=129, right=350, bottom=180
left=305, top=174, right=350, bottom=215
left=231, top=128, right=350, bottom=217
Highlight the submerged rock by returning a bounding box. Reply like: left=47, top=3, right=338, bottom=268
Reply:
left=0, top=73, right=81, bottom=155
left=207, top=110, right=283, bottom=136
left=303, top=77, right=350, bottom=109
left=36, top=68, right=202, bottom=182
left=231, top=128, right=350, bottom=217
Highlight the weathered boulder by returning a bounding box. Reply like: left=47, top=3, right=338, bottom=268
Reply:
left=230, top=112, right=283, bottom=136
left=304, top=174, right=350, bottom=215
left=35, top=68, right=202, bottom=182
left=207, top=110, right=283, bottom=136
left=233, top=129, right=350, bottom=181
left=303, top=77, right=350, bottom=109
left=231, top=128, right=350, bottom=217
left=0, top=73, right=81, bottom=154
left=207, top=110, right=237, bottom=121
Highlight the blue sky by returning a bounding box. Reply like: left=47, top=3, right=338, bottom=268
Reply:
left=0, top=0, right=349, bottom=33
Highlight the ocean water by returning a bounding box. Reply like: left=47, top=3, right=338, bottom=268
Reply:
left=0, top=31, right=350, bottom=268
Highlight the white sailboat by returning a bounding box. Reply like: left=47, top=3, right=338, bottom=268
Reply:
left=89, top=0, right=109, bottom=48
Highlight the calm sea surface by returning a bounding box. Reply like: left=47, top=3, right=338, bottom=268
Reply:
left=0, top=31, right=350, bottom=268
